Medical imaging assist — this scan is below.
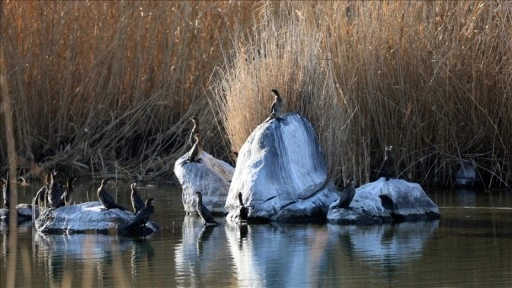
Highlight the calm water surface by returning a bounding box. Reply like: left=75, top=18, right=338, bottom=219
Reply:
left=1, top=182, right=512, bottom=287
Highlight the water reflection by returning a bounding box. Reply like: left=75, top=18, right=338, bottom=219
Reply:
left=224, top=223, right=331, bottom=287
left=32, top=232, right=155, bottom=287
left=176, top=218, right=439, bottom=287
left=174, top=215, right=230, bottom=287
left=2, top=184, right=511, bottom=287
left=328, top=221, right=439, bottom=265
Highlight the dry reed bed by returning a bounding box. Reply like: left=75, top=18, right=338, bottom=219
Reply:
left=1, top=1, right=258, bottom=180
left=212, top=1, right=512, bottom=187
left=1, top=1, right=511, bottom=188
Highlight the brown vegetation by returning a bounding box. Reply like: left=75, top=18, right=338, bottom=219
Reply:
left=1, top=1, right=511, bottom=188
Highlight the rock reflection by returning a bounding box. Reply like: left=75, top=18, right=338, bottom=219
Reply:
left=328, top=221, right=439, bottom=265
left=225, top=223, right=331, bottom=287
left=33, top=232, right=154, bottom=287
left=175, top=215, right=229, bottom=287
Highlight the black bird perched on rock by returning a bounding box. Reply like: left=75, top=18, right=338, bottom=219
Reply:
left=189, top=116, right=201, bottom=147
left=61, top=177, right=77, bottom=206
left=47, top=170, right=65, bottom=208
left=195, top=191, right=219, bottom=226
left=238, top=192, right=248, bottom=222
left=270, top=89, right=283, bottom=119
left=1, top=173, right=9, bottom=209
left=187, top=133, right=203, bottom=163
left=97, top=178, right=127, bottom=211
left=380, top=146, right=395, bottom=181
left=126, top=197, right=155, bottom=228
left=130, top=183, right=145, bottom=214
left=336, top=178, right=358, bottom=209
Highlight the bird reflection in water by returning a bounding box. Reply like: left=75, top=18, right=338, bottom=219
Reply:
left=196, top=225, right=216, bottom=256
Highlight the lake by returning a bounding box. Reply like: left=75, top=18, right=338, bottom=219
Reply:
left=1, top=182, right=512, bottom=287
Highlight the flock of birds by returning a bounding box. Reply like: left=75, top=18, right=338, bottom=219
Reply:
left=2, top=89, right=395, bottom=228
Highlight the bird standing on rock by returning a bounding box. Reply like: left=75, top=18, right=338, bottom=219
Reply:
left=126, top=197, right=155, bottom=228
left=47, top=170, right=65, bottom=208
left=195, top=191, right=219, bottom=226
left=238, top=192, right=248, bottom=222
left=380, top=146, right=395, bottom=181
left=187, top=133, right=203, bottom=163
left=189, top=116, right=201, bottom=147
left=130, top=183, right=145, bottom=214
left=61, top=177, right=77, bottom=206
left=270, top=89, right=283, bottom=119
left=97, top=178, right=127, bottom=211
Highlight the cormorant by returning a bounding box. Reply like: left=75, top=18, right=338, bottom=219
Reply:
left=270, top=89, right=283, bottom=119
left=97, top=178, right=127, bottom=211
left=187, top=133, right=203, bottom=163
left=238, top=192, right=248, bottom=222
left=61, top=177, right=77, bottom=206
left=380, top=146, right=395, bottom=181
left=126, top=197, right=155, bottom=228
left=47, top=171, right=65, bottom=208
left=130, top=183, right=145, bottom=214
left=336, top=178, right=358, bottom=209
left=189, top=116, right=201, bottom=147
left=1, top=174, right=9, bottom=209
left=195, top=191, right=219, bottom=226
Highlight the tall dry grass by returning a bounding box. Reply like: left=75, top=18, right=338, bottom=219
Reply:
left=211, top=1, right=512, bottom=187
left=0, top=1, right=258, bottom=180
left=1, top=1, right=511, bottom=188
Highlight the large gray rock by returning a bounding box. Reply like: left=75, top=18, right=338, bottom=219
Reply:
left=35, top=201, right=160, bottom=236
left=327, top=177, right=441, bottom=225
left=0, top=203, right=39, bottom=224
left=174, top=151, right=234, bottom=215
left=225, top=113, right=339, bottom=223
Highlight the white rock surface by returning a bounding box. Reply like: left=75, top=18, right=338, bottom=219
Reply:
left=0, top=203, right=39, bottom=224
left=328, top=177, right=441, bottom=225
left=225, top=113, right=339, bottom=223
left=35, top=201, right=159, bottom=236
left=174, top=151, right=234, bottom=215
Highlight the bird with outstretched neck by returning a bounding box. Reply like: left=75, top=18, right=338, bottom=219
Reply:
left=189, top=116, right=201, bottom=147
left=238, top=192, right=248, bottom=222
left=130, top=183, right=145, bottom=214
left=187, top=133, right=203, bottom=163
left=97, top=178, right=127, bottom=211
left=270, top=89, right=283, bottom=119
left=195, top=191, right=219, bottom=226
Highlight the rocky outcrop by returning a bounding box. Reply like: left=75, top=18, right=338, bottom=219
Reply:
left=225, top=113, right=339, bottom=223
left=0, top=203, right=39, bottom=224
left=34, top=201, right=159, bottom=236
left=328, top=177, right=441, bottom=225
left=174, top=151, right=234, bottom=215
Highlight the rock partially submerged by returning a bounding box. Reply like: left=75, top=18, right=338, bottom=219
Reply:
left=225, top=113, right=339, bottom=223
left=0, top=203, right=39, bottom=224
left=328, top=177, right=441, bottom=225
left=35, top=201, right=160, bottom=237
left=174, top=151, right=234, bottom=215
